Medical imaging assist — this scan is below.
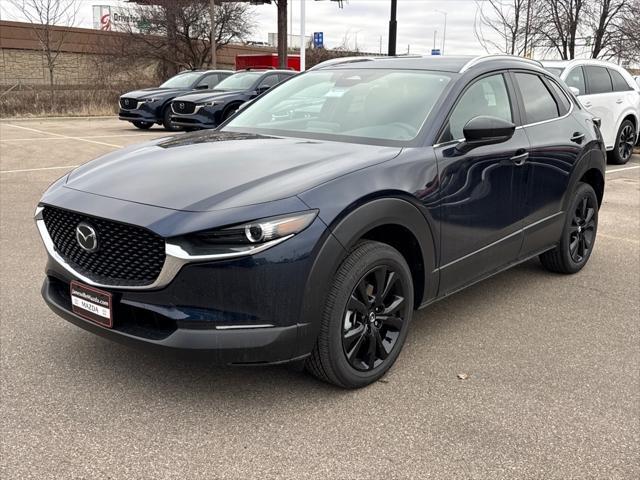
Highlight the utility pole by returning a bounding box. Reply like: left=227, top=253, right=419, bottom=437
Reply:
left=300, top=0, right=305, bottom=71
left=388, top=0, right=397, bottom=56
left=436, top=9, right=447, bottom=55
left=433, top=30, right=438, bottom=50
left=210, top=0, right=216, bottom=68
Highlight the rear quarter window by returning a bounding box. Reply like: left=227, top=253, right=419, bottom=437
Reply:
left=608, top=69, right=631, bottom=92
left=547, top=79, right=572, bottom=115
left=585, top=66, right=613, bottom=94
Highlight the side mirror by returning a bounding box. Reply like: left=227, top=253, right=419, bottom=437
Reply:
left=195, top=84, right=209, bottom=90
left=569, top=86, right=580, bottom=96
left=255, top=86, right=270, bottom=96
left=457, top=115, right=516, bottom=153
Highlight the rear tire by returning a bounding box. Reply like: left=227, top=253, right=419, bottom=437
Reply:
left=131, top=121, right=153, bottom=130
left=306, top=241, right=414, bottom=389
left=608, top=119, right=635, bottom=165
left=539, top=182, right=598, bottom=274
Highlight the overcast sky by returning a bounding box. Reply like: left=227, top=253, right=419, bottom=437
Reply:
left=0, top=0, right=495, bottom=56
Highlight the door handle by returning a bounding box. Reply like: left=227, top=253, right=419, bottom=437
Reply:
left=510, top=149, right=529, bottom=166
left=616, top=99, right=623, bottom=104
left=570, top=132, right=585, bottom=144
left=583, top=102, right=592, bottom=108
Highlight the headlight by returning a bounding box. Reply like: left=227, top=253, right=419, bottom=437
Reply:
left=142, top=97, right=158, bottom=102
left=202, top=101, right=218, bottom=107
left=167, top=210, right=318, bottom=258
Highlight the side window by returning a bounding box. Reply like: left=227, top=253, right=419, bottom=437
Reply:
left=196, top=74, right=218, bottom=89
left=565, top=67, right=586, bottom=95
left=515, top=73, right=559, bottom=124
left=443, top=74, right=512, bottom=141
left=585, top=66, right=612, bottom=94
left=547, top=79, right=571, bottom=115
left=608, top=69, right=631, bottom=92
left=257, top=75, right=279, bottom=90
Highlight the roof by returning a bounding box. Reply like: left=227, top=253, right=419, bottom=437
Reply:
left=311, top=55, right=543, bottom=73
left=540, top=59, right=625, bottom=69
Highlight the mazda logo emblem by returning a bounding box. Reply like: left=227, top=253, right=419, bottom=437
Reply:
left=124, top=99, right=130, bottom=105
left=76, top=222, right=98, bottom=252
left=178, top=102, right=185, bottom=109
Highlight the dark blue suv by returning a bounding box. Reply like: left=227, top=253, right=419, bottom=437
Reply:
left=37, top=55, right=605, bottom=388
left=118, top=69, right=233, bottom=131
left=170, top=69, right=296, bottom=129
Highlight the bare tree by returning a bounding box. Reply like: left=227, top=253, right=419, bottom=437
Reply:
left=607, top=0, right=640, bottom=63
left=535, top=0, right=587, bottom=59
left=586, top=0, right=629, bottom=59
left=121, top=1, right=254, bottom=73
left=9, top=0, right=79, bottom=111
left=474, top=0, right=539, bottom=56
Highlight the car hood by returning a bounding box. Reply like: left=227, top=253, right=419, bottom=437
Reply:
left=64, top=131, right=402, bottom=212
left=173, top=90, right=243, bottom=103
left=121, top=87, right=190, bottom=100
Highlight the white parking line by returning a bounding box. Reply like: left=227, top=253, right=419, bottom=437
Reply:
left=0, top=133, right=163, bottom=142
left=606, top=165, right=640, bottom=174
left=0, top=165, right=79, bottom=174
left=1, top=123, right=120, bottom=148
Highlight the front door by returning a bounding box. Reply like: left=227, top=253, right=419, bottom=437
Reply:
left=434, top=73, right=529, bottom=295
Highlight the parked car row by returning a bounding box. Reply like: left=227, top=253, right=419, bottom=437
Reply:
left=118, top=69, right=295, bottom=131
left=542, top=59, right=640, bottom=164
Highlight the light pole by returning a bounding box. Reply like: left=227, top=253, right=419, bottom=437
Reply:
left=435, top=9, right=447, bottom=55
left=388, top=0, right=397, bottom=56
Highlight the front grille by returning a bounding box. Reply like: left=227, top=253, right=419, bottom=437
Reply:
left=172, top=101, right=196, bottom=115
left=42, top=207, right=166, bottom=286
left=120, top=97, right=137, bottom=109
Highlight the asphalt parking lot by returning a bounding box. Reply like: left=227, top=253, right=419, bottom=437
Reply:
left=1, top=117, right=639, bottom=479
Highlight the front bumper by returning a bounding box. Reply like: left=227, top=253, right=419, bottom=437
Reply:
left=171, top=107, right=221, bottom=129
left=38, top=205, right=334, bottom=364
left=43, top=277, right=302, bottom=364
left=118, top=105, right=161, bottom=124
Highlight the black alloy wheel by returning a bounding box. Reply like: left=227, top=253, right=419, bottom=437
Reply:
left=306, top=241, right=414, bottom=388
left=568, top=196, right=596, bottom=264
left=539, top=182, right=598, bottom=274
left=342, top=265, right=407, bottom=371
left=609, top=119, right=635, bottom=165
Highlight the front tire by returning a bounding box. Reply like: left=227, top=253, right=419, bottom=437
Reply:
left=539, top=182, right=598, bottom=274
left=306, top=241, right=414, bottom=388
left=131, top=121, right=153, bottom=130
left=162, top=107, right=181, bottom=132
left=608, top=119, right=635, bottom=165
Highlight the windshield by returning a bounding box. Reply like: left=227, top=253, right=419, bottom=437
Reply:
left=160, top=72, right=202, bottom=89
left=215, top=72, right=263, bottom=91
left=545, top=67, right=565, bottom=77
left=224, top=69, right=452, bottom=144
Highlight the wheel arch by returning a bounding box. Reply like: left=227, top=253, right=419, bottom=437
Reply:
left=563, top=148, right=606, bottom=212
left=294, top=197, right=438, bottom=358
left=329, top=197, right=437, bottom=309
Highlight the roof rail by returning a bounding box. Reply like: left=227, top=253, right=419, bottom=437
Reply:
left=460, top=54, right=543, bottom=73
left=308, top=56, right=378, bottom=71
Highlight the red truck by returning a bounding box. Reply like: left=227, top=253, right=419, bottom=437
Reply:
left=235, top=54, right=300, bottom=71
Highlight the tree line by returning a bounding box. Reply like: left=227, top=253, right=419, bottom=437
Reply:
left=475, top=0, right=639, bottom=64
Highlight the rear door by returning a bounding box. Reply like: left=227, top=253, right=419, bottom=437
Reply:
left=434, top=72, right=529, bottom=294
left=512, top=71, right=585, bottom=256
left=580, top=66, right=617, bottom=148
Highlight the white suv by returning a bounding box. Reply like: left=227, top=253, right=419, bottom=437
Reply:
left=543, top=59, right=639, bottom=164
